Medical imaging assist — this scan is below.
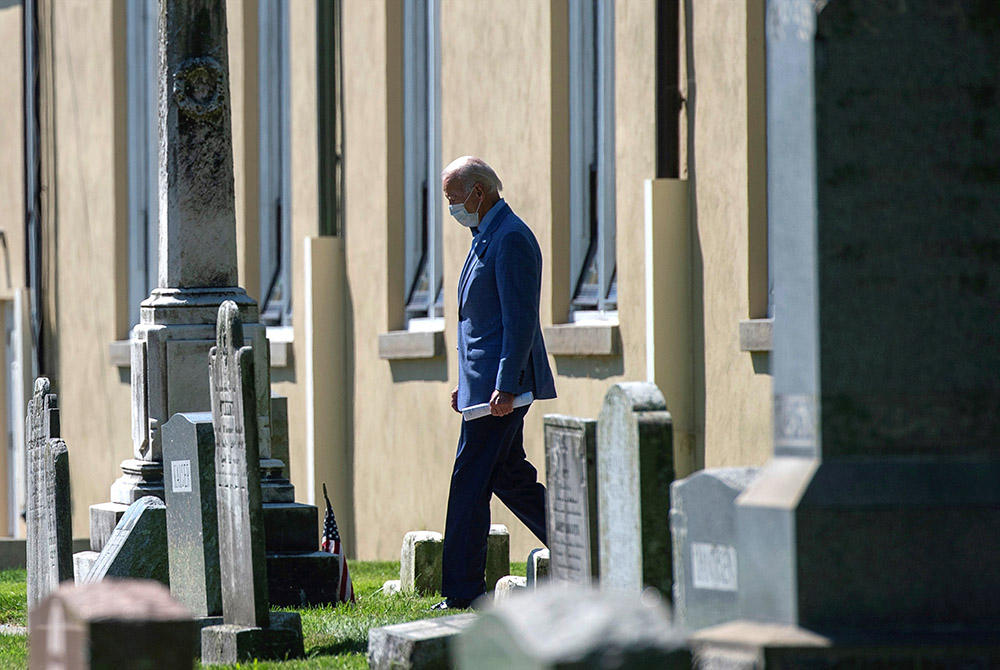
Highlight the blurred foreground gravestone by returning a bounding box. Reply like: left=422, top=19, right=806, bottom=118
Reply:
left=544, top=415, right=598, bottom=585
left=693, top=0, right=1000, bottom=665
left=29, top=580, right=197, bottom=670
left=25, top=377, right=72, bottom=614
left=597, top=383, right=674, bottom=595
left=200, top=302, right=303, bottom=664
left=454, top=586, right=691, bottom=670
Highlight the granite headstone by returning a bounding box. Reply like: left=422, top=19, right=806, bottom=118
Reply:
left=597, top=383, right=674, bottom=595
left=401, top=531, right=443, bottom=595
left=543, top=415, right=598, bottom=584
left=25, top=377, right=72, bottom=613
left=670, top=467, right=760, bottom=631
left=163, top=411, right=222, bottom=617
left=202, top=301, right=303, bottom=663
left=209, top=301, right=268, bottom=627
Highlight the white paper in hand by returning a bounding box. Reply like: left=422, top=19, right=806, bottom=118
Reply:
left=461, top=391, right=534, bottom=421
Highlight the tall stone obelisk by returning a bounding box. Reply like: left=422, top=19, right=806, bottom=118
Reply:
left=111, top=0, right=271, bottom=505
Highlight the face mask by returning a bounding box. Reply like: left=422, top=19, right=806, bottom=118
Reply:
left=449, top=189, right=480, bottom=228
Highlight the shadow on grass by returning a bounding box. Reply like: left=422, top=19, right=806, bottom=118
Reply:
left=308, top=639, right=368, bottom=657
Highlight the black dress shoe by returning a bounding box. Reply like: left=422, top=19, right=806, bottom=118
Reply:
left=430, top=597, right=473, bottom=611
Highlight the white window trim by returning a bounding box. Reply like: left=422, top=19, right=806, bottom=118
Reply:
left=402, top=0, right=442, bottom=326
left=259, top=0, right=293, bottom=326
left=126, top=0, right=159, bottom=328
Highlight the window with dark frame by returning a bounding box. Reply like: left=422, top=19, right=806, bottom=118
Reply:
left=403, top=0, right=443, bottom=324
left=569, top=0, right=616, bottom=315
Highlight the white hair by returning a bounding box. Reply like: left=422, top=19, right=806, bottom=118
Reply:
left=442, top=156, right=503, bottom=195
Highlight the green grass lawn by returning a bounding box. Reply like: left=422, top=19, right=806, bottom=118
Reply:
left=0, top=562, right=527, bottom=669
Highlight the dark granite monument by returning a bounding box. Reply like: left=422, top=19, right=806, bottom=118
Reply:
left=29, top=580, right=198, bottom=670
left=693, top=0, right=1000, bottom=664
left=543, top=415, right=598, bottom=585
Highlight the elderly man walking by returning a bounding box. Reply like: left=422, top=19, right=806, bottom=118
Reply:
left=433, top=156, right=556, bottom=610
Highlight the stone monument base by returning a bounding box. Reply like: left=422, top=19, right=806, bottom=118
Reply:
left=266, top=552, right=342, bottom=607
left=690, top=620, right=1000, bottom=669
left=110, top=459, right=165, bottom=504
left=89, top=502, right=129, bottom=551
left=201, top=611, right=304, bottom=664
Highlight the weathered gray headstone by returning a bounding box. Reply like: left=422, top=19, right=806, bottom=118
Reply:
left=25, top=377, right=72, bottom=613
left=527, top=547, right=549, bottom=589
left=163, top=411, right=222, bottom=617
left=670, top=468, right=760, bottom=631
left=401, top=531, right=443, bottom=595
left=597, top=383, right=674, bottom=595
left=82, top=496, right=168, bottom=585
left=202, top=301, right=303, bottom=663
left=368, top=614, right=476, bottom=670
left=29, top=580, right=198, bottom=670
left=486, top=524, right=510, bottom=592
left=210, top=301, right=268, bottom=627
left=454, top=586, right=691, bottom=670
left=543, top=415, right=598, bottom=584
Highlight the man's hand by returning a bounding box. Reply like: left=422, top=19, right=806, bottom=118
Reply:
left=451, top=386, right=460, bottom=413
left=490, top=390, right=515, bottom=417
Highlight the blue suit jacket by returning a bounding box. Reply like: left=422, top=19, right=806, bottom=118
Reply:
left=456, top=201, right=557, bottom=410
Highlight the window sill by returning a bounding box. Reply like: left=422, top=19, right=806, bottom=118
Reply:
left=378, top=327, right=446, bottom=360
left=543, top=321, right=620, bottom=357
left=739, top=318, right=773, bottom=352
left=109, top=325, right=295, bottom=369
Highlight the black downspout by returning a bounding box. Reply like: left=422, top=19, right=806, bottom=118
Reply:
left=24, top=0, right=44, bottom=378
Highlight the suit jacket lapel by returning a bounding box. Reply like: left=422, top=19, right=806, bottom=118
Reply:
left=457, top=203, right=509, bottom=315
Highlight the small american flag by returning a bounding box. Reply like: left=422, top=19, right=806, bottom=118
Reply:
left=321, top=483, right=356, bottom=604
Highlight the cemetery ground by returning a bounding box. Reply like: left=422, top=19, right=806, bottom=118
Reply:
left=0, top=561, right=528, bottom=669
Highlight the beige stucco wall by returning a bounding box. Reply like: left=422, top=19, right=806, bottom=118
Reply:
left=0, top=2, right=26, bottom=534
left=689, top=0, right=772, bottom=467
left=47, top=0, right=133, bottom=537
left=1, top=0, right=775, bottom=558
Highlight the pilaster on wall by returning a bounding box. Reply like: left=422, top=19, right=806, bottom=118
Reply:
left=304, top=237, right=353, bottom=551
left=645, top=178, right=698, bottom=477
left=384, top=0, right=406, bottom=332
